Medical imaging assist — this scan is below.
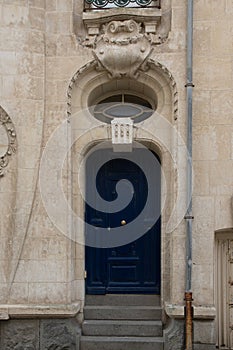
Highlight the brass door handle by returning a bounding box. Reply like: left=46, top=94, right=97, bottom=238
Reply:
left=121, top=220, right=126, bottom=226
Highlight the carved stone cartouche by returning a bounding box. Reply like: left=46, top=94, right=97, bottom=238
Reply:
left=93, top=20, right=153, bottom=78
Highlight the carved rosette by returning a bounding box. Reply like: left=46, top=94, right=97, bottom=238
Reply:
left=93, top=20, right=153, bottom=78
left=0, top=107, right=17, bottom=177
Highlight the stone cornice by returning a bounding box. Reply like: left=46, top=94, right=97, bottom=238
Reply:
left=165, top=302, right=216, bottom=320
left=0, top=302, right=81, bottom=320
left=83, top=7, right=162, bottom=25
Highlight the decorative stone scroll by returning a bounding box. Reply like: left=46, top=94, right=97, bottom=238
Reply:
left=93, top=19, right=153, bottom=78
left=111, top=117, right=133, bottom=152
left=0, top=106, right=17, bottom=177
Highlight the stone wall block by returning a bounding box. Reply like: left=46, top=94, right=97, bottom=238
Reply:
left=210, top=20, right=232, bottom=57
left=193, top=22, right=211, bottom=55
left=27, top=31, right=45, bottom=54
left=46, top=34, right=79, bottom=57
left=2, top=4, right=29, bottom=28
left=209, top=161, right=233, bottom=195
left=29, top=0, right=45, bottom=9
left=193, top=320, right=216, bottom=345
left=8, top=282, right=29, bottom=304
left=46, top=102, right=67, bottom=127
left=21, top=236, right=67, bottom=260
left=45, top=0, right=56, bottom=11
left=28, top=282, right=67, bottom=304
left=46, top=12, right=72, bottom=34
left=14, top=259, right=67, bottom=283
left=226, top=0, right=233, bottom=13
left=164, top=319, right=184, bottom=350
left=193, top=234, right=214, bottom=263
left=0, top=319, right=81, bottom=349
left=193, top=196, right=215, bottom=234
left=14, top=76, right=44, bottom=100
left=40, top=318, right=80, bottom=350
left=193, top=126, right=217, bottom=161
left=195, top=0, right=226, bottom=21
left=56, top=0, right=73, bottom=12
left=17, top=53, right=45, bottom=77
left=0, top=319, right=40, bottom=350
left=171, top=6, right=186, bottom=30
left=29, top=7, right=45, bottom=31
left=193, top=160, right=210, bottom=195
left=210, top=90, right=233, bottom=125
left=1, top=76, right=15, bottom=98
left=216, top=125, right=233, bottom=160
left=215, top=196, right=233, bottom=230
left=0, top=51, right=17, bottom=75
left=192, top=263, right=214, bottom=304
left=47, top=57, right=78, bottom=79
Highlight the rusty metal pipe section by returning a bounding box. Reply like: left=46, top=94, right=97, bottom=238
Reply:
left=185, top=292, right=193, bottom=350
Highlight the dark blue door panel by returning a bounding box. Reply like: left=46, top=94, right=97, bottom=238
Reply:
left=85, top=148, right=161, bottom=294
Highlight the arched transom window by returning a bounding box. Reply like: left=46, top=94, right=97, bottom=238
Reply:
left=93, top=93, right=154, bottom=124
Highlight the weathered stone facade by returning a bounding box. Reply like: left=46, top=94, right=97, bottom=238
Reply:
left=0, top=318, right=80, bottom=349
left=0, top=0, right=232, bottom=348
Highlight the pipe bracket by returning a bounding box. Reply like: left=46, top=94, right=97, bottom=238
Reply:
left=184, top=215, right=194, bottom=220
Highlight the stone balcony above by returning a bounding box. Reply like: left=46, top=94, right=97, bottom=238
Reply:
left=83, top=0, right=162, bottom=38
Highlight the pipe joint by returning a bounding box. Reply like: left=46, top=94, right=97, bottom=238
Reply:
left=184, top=215, right=194, bottom=220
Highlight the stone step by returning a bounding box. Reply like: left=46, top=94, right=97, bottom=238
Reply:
left=85, top=294, right=160, bottom=306
left=80, top=336, right=164, bottom=350
left=84, top=305, right=162, bottom=320
left=82, top=319, right=163, bottom=337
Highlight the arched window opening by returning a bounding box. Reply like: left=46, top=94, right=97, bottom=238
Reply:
left=93, top=93, right=154, bottom=124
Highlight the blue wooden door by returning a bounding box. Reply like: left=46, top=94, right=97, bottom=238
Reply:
left=85, top=148, right=161, bottom=294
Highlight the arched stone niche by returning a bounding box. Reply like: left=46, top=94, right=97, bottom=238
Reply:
left=68, top=58, right=178, bottom=122
left=67, top=58, right=179, bottom=306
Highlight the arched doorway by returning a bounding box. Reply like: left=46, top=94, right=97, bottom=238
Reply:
left=85, top=146, right=161, bottom=294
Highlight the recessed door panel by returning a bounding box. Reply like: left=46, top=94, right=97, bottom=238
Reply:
left=85, top=147, right=161, bottom=294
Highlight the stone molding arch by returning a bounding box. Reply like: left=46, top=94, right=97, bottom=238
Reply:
left=0, top=106, right=17, bottom=177
left=67, top=58, right=178, bottom=121
left=67, top=58, right=179, bottom=306
left=70, top=122, right=173, bottom=303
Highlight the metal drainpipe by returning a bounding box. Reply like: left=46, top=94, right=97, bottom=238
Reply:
left=184, top=0, right=194, bottom=349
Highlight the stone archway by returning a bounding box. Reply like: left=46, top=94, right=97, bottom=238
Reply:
left=67, top=58, right=179, bottom=306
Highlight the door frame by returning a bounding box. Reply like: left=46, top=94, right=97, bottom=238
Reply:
left=83, top=140, right=163, bottom=296
left=215, top=229, right=233, bottom=349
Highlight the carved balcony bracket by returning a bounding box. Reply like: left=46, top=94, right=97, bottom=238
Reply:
left=82, top=5, right=162, bottom=48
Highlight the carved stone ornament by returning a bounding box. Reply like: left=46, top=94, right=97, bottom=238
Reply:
left=111, top=117, right=133, bottom=152
left=0, top=106, right=17, bottom=177
left=93, top=20, right=153, bottom=78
